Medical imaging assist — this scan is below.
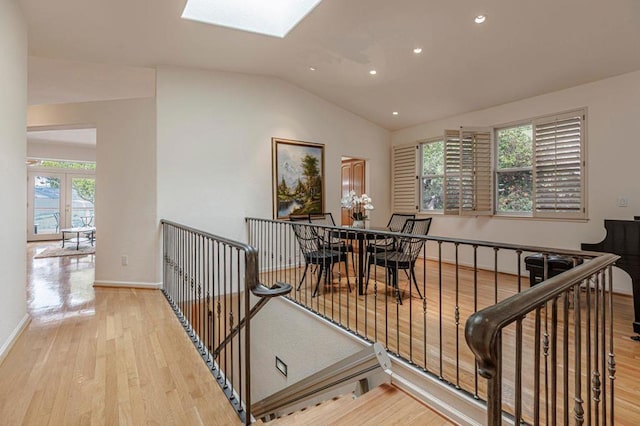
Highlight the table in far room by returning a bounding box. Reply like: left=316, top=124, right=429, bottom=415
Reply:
left=60, top=227, right=96, bottom=250
left=330, top=226, right=388, bottom=295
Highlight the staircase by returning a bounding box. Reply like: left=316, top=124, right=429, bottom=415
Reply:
left=266, top=384, right=453, bottom=425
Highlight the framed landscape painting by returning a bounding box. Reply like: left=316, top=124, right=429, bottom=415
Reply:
left=272, top=138, right=324, bottom=219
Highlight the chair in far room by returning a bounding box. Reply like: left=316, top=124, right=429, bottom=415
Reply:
left=309, top=212, right=356, bottom=267
left=367, top=218, right=432, bottom=304
left=291, top=222, right=351, bottom=297
left=365, top=213, right=415, bottom=283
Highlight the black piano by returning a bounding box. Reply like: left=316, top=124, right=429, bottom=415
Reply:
left=582, top=219, right=640, bottom=338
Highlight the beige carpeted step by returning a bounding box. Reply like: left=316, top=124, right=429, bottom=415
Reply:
left=267, top=383, right=453, bottom=425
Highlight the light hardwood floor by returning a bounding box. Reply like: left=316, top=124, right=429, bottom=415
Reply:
left=0, top=243, right=240, bottom=425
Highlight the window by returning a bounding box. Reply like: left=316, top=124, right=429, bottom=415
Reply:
left=392, top=108, right=586, bottom=220
left=420, top=139, right=444, bottom=211
left=496, top=109, right=585, bottom=219
left=496, top=124, right=533, bottom=213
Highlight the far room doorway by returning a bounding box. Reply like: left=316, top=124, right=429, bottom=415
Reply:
left=341, top=157, right=366, bottom=226
left=26, top=127, right=97, bottom=242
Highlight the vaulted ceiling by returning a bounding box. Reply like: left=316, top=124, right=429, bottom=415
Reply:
left=20, top=0, right=640, bottom=130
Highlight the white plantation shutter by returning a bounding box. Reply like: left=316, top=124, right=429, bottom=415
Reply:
left=444, top=128, right=492, bottom=215
left=392, top=144, right=418, bottom=213
left=444, top=130, right=461, bottom=214
left=534, top=111, right=585, bottom=218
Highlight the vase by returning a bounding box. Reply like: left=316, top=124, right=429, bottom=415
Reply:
left=352, top=220, right=365, bottom=229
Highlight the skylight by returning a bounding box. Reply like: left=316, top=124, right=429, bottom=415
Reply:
left=181, top=0, right=323, bottom=38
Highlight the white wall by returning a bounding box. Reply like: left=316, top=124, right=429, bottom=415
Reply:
left=0, top=0, right=28, bottom=355
left=251, top=298, right=366, bottom=402
left=27, top=140, right=96, bottom=162
left=27, top=99, right=159, bottom=287
left=393, top=70, right=640, bottom=294
left=156, top=66, right=391, bottom=242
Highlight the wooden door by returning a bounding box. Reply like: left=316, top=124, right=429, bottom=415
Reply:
left=341, top=158, right=366, bottom=226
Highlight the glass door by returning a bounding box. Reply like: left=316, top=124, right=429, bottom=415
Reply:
left=68, top=175, right=95, bottom=228
left=27, top=172, right=65, bottom=241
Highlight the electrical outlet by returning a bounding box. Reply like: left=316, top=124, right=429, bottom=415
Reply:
left=618, top=197, right=629, bottom=207
left=121, top=255, right=128, bottom=266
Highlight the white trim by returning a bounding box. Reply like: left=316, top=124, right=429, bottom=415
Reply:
left=390, top=362, right=484, bottom=426
left=0, top=314, right=31, bottom=366
left=93, top=280, right=162, bottom=289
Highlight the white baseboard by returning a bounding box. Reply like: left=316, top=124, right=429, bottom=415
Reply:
left=0, top=314, right=31, bottom=366
left=93, top=280, right=162, bottom=290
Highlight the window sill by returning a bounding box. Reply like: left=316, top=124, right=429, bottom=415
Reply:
left=417, top=211, right=589, bottom=223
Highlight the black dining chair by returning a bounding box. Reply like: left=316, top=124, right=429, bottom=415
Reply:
left=291, top=222, right=351, bottom=297
left=367, top=218, right=432, bottom=304
left=309, top=212, right=355, bottom=265
left=365, top=213, right=415, bottom=281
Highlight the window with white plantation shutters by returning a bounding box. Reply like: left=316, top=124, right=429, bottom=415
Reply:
left=533, top=111, right=585, bottom=218
left=392, top=144, right=418, bottom=213
left=444, top=128, right=492, bottom=215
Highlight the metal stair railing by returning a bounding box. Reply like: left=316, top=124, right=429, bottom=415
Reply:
left=161, top=219, right=292, bottom=425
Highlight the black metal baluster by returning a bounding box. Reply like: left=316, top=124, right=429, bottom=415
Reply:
left=551, top=297, right=558, bottom=426
left=438, top=241, right=443, bottom=380
left=593, top=272, right=601, bottom=426
left=473, top=245, right=479, bottom=399
left=516, top=250, right=522, bottom=293
left=601, top=268, right=608, bottom=426
left=574, top=276, right=584, bottom=426
left=563, top=290, right=570, bottom=426
left=237, top=247, right=243, bottom=412
left=422, top=241, right=427, bottom=372
left=607, top=265, right=616, bottom=426
left=586, top=270, right=592, bottom=426
left=455, top=242, right=460, bottom=389
left=515, top=317, right=523, bottom=425
left=534, top=306, right=542, bottom=425
left=494, top=247, right=499, bottom=304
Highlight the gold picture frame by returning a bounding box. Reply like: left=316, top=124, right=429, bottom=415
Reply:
left=272, top=138, right=325, bottom=219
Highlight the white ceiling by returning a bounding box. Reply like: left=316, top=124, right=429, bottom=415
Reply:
left=27, top=128, right=97, bottom=147
left=20, top=0, right=640, bottom=131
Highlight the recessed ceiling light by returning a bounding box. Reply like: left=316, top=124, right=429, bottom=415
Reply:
left=392, top=111, right=399, bottom=116
left=474, top=15, right=486, bottom=24
left=309, top=66, right=316, bottom=71
left=181, top=0, right=323, bottom=38
left=413, top=48, right=422, bottom=54
left=369, top=70, right=377, bottom=75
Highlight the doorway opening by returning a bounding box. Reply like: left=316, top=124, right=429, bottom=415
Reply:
left=341, top=157, right=366, bottom=226
left=26, top=127, right=97, bottom=242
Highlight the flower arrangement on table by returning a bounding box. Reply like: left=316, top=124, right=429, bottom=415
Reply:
left=341, top=191, right=374, bottom=227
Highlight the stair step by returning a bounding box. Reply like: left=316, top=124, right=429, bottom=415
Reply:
left=268, top=384, right=452, bottom=425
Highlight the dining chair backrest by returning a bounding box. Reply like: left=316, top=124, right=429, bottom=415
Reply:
left=398, top=218, right=432, bottom=260
left=290, top=223, right=320, bottom=255
left=309, top=212, right=340, bottom=244
left=288, top=214, right=311, bottom=222
left=309, top=212, right=336, bottom=226
left=387, top=213, right=415, bottom=232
